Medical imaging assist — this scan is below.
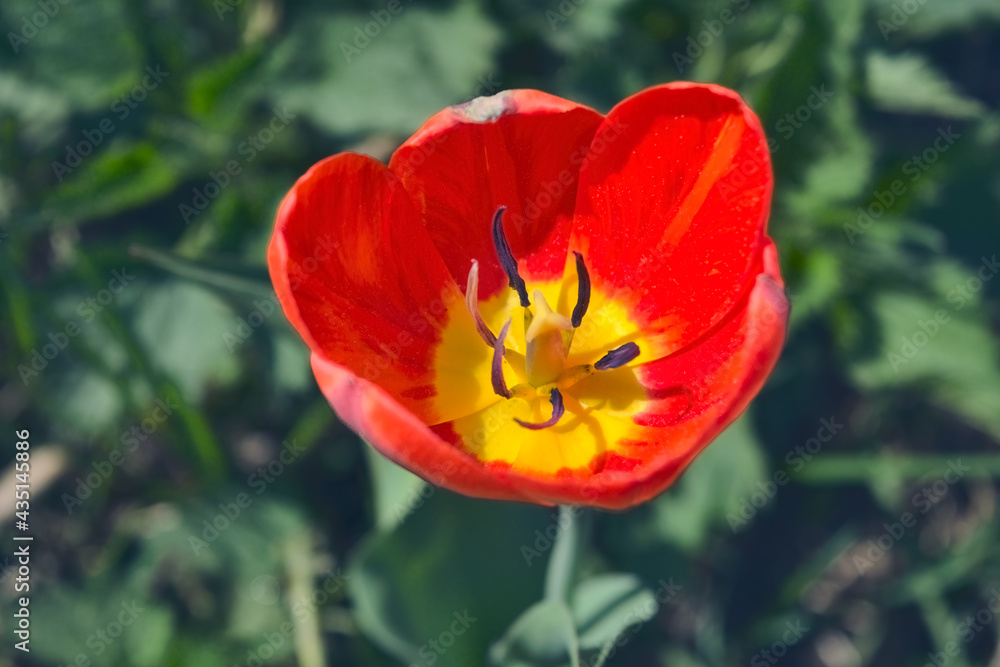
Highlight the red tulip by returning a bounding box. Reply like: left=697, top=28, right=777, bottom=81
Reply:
left=268, top=83, right=788, bottom=509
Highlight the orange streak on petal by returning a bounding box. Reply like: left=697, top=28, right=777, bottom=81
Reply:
left=658, top=114, right=745, bottom=252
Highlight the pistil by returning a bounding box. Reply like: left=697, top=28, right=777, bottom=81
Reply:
left=476, top=206, right=641, bottom=431
left=524, top=290, right=573, bottom=386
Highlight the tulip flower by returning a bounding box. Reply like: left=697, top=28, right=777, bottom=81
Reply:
left=268, top=82, right=787, bottom=509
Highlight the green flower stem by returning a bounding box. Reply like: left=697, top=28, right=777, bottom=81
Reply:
left=544, top=504, right=587, bottom=602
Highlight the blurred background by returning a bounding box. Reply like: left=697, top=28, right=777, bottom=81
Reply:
left=1, top=0, right=1000, bottom=665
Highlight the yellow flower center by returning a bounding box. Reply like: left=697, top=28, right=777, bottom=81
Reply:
left=429, top=208, right=661, bottom=477
left=524, top=290, right=573, bottom=386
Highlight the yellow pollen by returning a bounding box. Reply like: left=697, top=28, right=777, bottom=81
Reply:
left=432, top=267, right=663, bottom=476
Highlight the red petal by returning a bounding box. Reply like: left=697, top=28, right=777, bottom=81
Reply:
left=311, top=353, right=537, bottom=504
left=268, top=153, right=464, bottom=424
left=572, top=239, right=788, bottom=508
left=390, top=90, right=604, bottom=301
left=314, top=351, right=610, bottom=506
left=322, top=241, right=786, bottom=509
left=570, top=82, right=773, bottom=358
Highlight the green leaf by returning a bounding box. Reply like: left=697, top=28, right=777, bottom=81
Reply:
left=37, top=142, right=182, bottom=228
left=642, top=414, right=768, bottom=550
left=363, top=444, right=428, bottom=532
left=51, top=366, right=124, bottom=436
left=348, top=493, right=548, bottom=666
left=870, top=0, right=1000, bottom=39
left=571, top=574, right=657, bottom=651
left=129, top=245, right=272, bottom=298
left=131, top=280, right=241, bottom=403
left=28, top=586, right=105, bottom=664
left=124, top=604, right=175, bottom=667
left=543, top=0, right=631, bottom=56
left=490, top=599, right=580, bottom=667
left=794, top=454, right=1000, bottom=484
left=866, top=52, right=986, bottom=119
left=29, top=584, right=163, bottom=666
left=266, top=6, right=502, bottom=135
left=1, top=0, right=141, bottom=112
left=787, top=250, right=843, bottom=326
left=0, top=71, right=71, bottom=145
left=271, top=329, right=312, bottom=394
left=848, top=286, right=1000, bottom=442
left=781, top=0, right=874, bottom=213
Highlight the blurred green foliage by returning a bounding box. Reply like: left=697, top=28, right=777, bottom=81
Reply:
left=1, top=0, right=999, bottom=665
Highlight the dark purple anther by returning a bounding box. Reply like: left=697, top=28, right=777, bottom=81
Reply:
left=515, top=388, right=565, bottom=430
left=571, top=251, right=590, bottom=328
left=594, top=342, right=640, bottom=371
left=491, top=319, right=512, bottom=399
left=492, top=207, right=530, bottom=307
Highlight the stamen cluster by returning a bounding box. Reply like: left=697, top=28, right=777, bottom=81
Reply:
left=464, top=207, right=641, bottom=429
